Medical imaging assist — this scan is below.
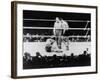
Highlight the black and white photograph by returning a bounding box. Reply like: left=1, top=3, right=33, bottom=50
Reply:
left=11, top=1, right=97, bottom=78
left=23, top=10, right=91, bottom=69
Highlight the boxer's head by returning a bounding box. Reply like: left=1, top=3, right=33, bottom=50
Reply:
left=55, top=17, right=60, bottom=22
left=59, top=17, right=63, bottom=22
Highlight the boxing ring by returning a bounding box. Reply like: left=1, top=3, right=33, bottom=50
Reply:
left=23, top=19, right=91, bottom=56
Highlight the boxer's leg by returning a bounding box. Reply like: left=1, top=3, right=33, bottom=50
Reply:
left=58, top=30, right=62, bottom=49
left=66, top=37, right=69, bottom=50
left=62, top=30, right=69, bottom=50
left=55, top=30, right=59, bottom=48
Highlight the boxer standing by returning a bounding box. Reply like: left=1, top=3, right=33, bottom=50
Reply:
left=53, top=17, right=63, bottom=49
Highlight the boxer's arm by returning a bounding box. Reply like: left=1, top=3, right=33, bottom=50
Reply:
left=65, top=21, right=69, bottom=29
left=63, top=21, right=69, bottom=34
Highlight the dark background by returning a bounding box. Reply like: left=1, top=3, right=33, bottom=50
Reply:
left=23, top=10, right=91, bottom=36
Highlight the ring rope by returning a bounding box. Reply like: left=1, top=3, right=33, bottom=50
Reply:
left=85, top=30, right=89, bottom=37
left=84, top=21, right=90, bottom=37
left=23, top=19, right=91, bottom=42
left=23, top=18, right=91, bottom=23
left=23, top=27, right=90, bottom=30
left=24, top=35, right=90, bottom=38
left=84, top=21, right=89, bottom=30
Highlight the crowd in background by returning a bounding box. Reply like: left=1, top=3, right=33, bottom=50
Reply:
left=23, top=33, right=91, bottom=42
left=23, top=49, right=91, bottom=69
